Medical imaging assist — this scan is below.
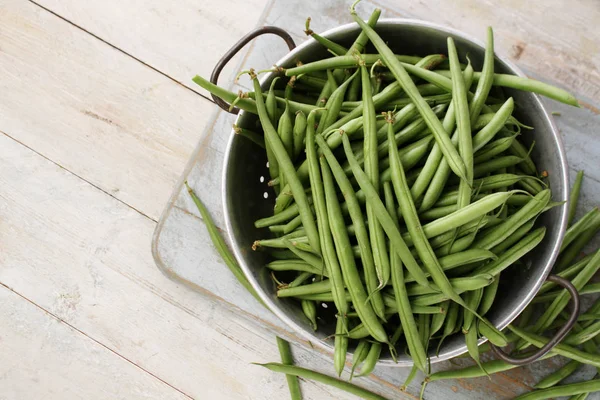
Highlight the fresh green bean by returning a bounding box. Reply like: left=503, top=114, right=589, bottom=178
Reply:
left=255, top=363, right=388, bottom=400
left=478, top=274, right=500, bottom=316
left=334, top=317, right=348, bottom=377
left=406, top=275, right=495, bottom=296
left=557, top=215, right=600, bottom=270
left=350, top=340, right=370, bottom=380
left=292, top=111, right=307, bottom=160
left=250, top=71, right=320, bottom=252
left=473, top=155, right=524, bottom=178
left=319, top=155, right=388, bottom=343
left=436, top=301, right=459, bottom=355
left=478, top=318, right=508, bottom=346
left=361, top=63, right=390, bottom=289
left=473, top=189, right=550, bottom=250
left=561, top=208, right=600, bottom=251
left=306, top=110, right=348, bottom=317
left=356, top=342, right=382, bottom=377
left=515, top=379, right=600, bottom=400
left=185, top=183, right=265, bottom=306
left=469, top=27, right=495, bottom=124
left=463, top=288, right=484, bottom=333
left=318, top=70, right=359, bottom=134
left=568, top=171, right=585, bottom=225
left=565, top=319, right=600, bottom=346
left=277, top=280, right=331, bottom=297
left=465, top=326, right=486, bottom=374
left=333, top=134, right=432, bottom=288
left=490, top=218, right=537, bottom=255
left=510, top=324, right=600, bottom=368
left=276, top=337, right=302, bottom=400
left=350, top=8, right=468, bottom=182
left=383, top=181, right=428, bottom=372
left=233, top=124, right=265, bottom=148
left=304, top=17, right=348, bottom=56
left=448, top=37, right=474, bottom=218
left=279, top=100, right=294, bottom=160
left=473, top=227, right=546, bottom=276
left=266, top=260, right=322, bottom=275
left=347, top=323, right=370, bottom=340
left=301, top=299, right=318, bottom=330
left=434, top=70, right=579, bottom=107
left=473, top=136, right=516, bottom=164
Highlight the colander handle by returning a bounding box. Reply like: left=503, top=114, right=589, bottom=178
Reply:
left=489, top=274, right=580, bottom=365
left=210, top=27, right=296, bottom=114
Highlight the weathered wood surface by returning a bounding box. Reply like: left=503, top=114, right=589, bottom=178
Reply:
left=0, top=0, right=598, bottom=398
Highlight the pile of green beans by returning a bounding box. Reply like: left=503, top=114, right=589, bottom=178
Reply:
left=187, top=3, right=595, bottom=400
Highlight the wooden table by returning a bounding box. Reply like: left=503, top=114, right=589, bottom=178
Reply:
left=1, top=0, right=598, bottom=399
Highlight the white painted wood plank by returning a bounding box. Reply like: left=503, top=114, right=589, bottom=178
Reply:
left=0, top=132, right=380, bottom=399
left=33, top=0, right=269, bottom=92
left=0, top=0, right=214, bottom=221
left=0, top=285, right=189, bottom=400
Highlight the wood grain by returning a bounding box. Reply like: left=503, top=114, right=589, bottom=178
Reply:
left=0, top=285, right=190, bottom=400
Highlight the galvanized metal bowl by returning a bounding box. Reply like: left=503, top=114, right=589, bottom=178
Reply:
left=222, top=19, right=569, bottom=366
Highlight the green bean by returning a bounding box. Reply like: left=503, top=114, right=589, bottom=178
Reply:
left=419, top=313, right=431, bottom=349
left=556, top=216, right=600, bottom=270
left=407, top=191, right=516, bottom=246
left=418, top=96, right=513, bottom=212
left=347, top=323, right=370, bottom=340
left=434, top=70, right=580, bottom=107
left=304, top=17, right=348, bottom=56
left=185, top=183, right=265, bottom=306
left=406, top=275, right=495, bottom=297
left=473, top=189, right=550, bottom=250
left=278, top=100, right=294, bottom=160
left=287, top=56, right=450, bottom=90
left=193, top=75, right=258, bottom=113
left=533, top=282, right=600, bottom=304
left=356, top=342, right=382, bottom=377
left=266, top=260, right=322, bottom=275
left=473, top=227, right=546, bottom=276
left=478, top=275, right=500, bottom=316
left=276, top=337, right=302, bottom=400
left=383, top=181, right=428, bottom=372
left=317, top=135, right=387, bottom=319
left=561, top=208, right=600, bottom=251
left=465, top=326, right=486, bottom=374
left=277, top=280, right=331, bottom=297
left=306, top=110, right=348, bottom=317
left=233, top=124, right=265, bottom=148
left=335, top=134, right=432, bottom=288
left=469, top=27, right=495, bottom=124
left=390, top=325, right=405, bottom=346
left=472, top=136, right=516, bottom=164
left=490, top=218, right=537, bottom=255
left=319, top=155, right=388, bottom=343
left=318, top=70, right=359, bottom=134
left=478, top=318, right=508, bottom=346
left=435, top=188, right=530, bottom=208
left=436, top=301, right=459, bottom=355
left=292, top=111, right=307, bottom=160
left=427, top=352, right=555, bottom=382
left=401, top=365, right=419, bottom=391
left=565, top=319, right=600, bottom=345
left=410, top=65, right=472, bottom=203
left=350, top=9, right=468, bottom=182
left=250, top=70, right=320, bottom=252
left=510, top=324, right=600, bottom=368
left=361, top=63, right=390, bottom=290
left=347, top=71, right=362, bottom=102
left=282, top=214, right=303, bottom=234
left=463, top=287, right=484, bottom=333
left=255, top=201, right=304, bottom=228
left=410, top=276, right=494, bottom=306
left=296, top=292, right=351, bottom=302
left=516, top=379, right=600, bottom=400
left=301, top=299, right=318, bottom=330
left=431, top=301, right=449, bottom=337
left=568, top=171, right=585, bottom=225
left=508, top=138, right=537, bottom=175
left=289, top=272, right=314, bottom=289
left=334, top=317, right=348, bottom=377
left=539, top=254, right=594, bottom=294
left=283, top=240, right=322, bottom=269
left=350, top=340, right=370, bottom=380
left=473, top=155, right=524, bottom=178
left=254, top=236, right=310, bottom=251
left=266, top=77, right=280, bottom=123
left=448, top=37, right=474, bottom=218
left=569, top=393, right=590, bottom=400
left=255, top=363, right=387, bottom=400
